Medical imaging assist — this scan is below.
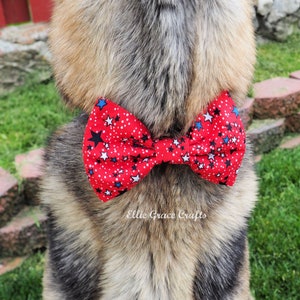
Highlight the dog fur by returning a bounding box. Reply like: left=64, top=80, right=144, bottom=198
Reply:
left=41, top=0, right=257, bottom=299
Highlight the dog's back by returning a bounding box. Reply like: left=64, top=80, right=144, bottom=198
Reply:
left=42, top=1, right=257, bottom=299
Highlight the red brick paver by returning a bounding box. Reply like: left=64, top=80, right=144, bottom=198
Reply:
left=254, top=77, right=300, bottom=119
left=280, top=135, right=300, bottom=149
left=15, top=148, right=44, bottom=205
left=240, top=97, right=254, bottom=129
left=0, top=206, right=47, bottom=257
left=0, top=168, right=24, bottom=227
left=290, top=70, right=300, bottom=80
left=285, top=112, right=300, bottom=133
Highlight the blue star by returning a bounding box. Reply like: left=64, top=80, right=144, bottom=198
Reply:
left=195, top=121, right=202, bottom=131
left=114, top=182, right=122, bottom=188
left=232, top=106, right=239, bottom=117
left=223, top=136, right=229, bottom=144
left=96, top=98, right=107, bottom=110
left=89, top=169, right=94, bottom=175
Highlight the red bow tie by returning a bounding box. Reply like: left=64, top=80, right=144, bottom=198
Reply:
left=83, top=91, right=246, bottom=202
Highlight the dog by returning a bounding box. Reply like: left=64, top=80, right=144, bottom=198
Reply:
left=41, top=0, right=257, bottom=299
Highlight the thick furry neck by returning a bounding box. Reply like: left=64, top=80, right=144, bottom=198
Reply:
left=50, top=0, right=255, bottom=138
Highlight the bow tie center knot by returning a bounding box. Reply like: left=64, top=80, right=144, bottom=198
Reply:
left=153, top=137, right=190, bottom=165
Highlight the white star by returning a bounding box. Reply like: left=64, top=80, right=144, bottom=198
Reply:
left=208, top=153, right=215, bottom=160
left=232, top=136, right=237, bottom=143
left=104, top=143, right=110, bottom=149
left=182, top=153, right=190, bottom=162
left=173, top=139, right=180, bottom=146
left=105, top=190, right=111, bottom=195
left=204, top=112, right=213, bottom=122
left=105, top=116, right=113, bottom=126
left=198, top=163, right=205, bottom=169
left=100, top=152, right=108, bottom=160
left=131, top=175, right=140, bottom=182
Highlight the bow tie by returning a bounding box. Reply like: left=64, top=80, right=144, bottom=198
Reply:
left=82, top=91, right=246, bottom=202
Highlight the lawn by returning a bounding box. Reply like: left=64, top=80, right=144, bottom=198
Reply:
left=0, top=82, right=75, bottom=175
left=0, top=32, right=299, bottom=299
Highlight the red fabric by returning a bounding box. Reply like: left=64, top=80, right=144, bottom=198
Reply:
left=83, top=91, right=246, bottom=202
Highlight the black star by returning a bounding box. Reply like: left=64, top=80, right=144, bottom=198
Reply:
left=218, top=132, right=223, bottom=137
left=133, top=155, right=141, bottom=163
left=169, top=146, right=174, bottom=152
left=132, top=165, right=137, bottom=171
left=214, top=108, right=221, bottom=115
left=87, top=145, right=93, bottom=150
left=209, top=162, right=214, bottom=168
left=230, top=148, right=237, bottom=154
left=117, top=189, right=128, bottom=196
left=142, top=134, right=149, bottom=142
left=96, top=158, right=101, bottom=164
left=115, top=115, right=120, bottom=122
left=181, top=146, right=185, bottom=150
left=96, top=188, right=102, bottom=193
left=88, top=130, right=104, bottom=147
left=210, top=140, right=216, bottom=147
left=111, top=157, right=117, bottom=163
left=225, top=159, right=231, bottom=167
left=132, top=139, right=140, bottom=148
left=227, top=124, right=233, bottom=131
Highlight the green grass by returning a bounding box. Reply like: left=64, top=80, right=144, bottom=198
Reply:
left=0, top=82, right=75, bottom=174
left=249, top=148, right=300, bottom=299
left=254, top=32, right=300, bottom=82
left=0, top=252, right=44, bottom=300
left=0, top=32, right=300, bottom=299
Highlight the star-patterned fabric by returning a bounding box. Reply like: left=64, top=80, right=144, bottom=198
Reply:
left=82, top=91, right=246, bottom=202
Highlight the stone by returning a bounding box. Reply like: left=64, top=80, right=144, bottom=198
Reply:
left=0, top=206, right=47, bottom=257
left=280, top=135, right=300, bottom=149
left=0, top=49, right=52, bottom=96
left=0, top=256, right=27, bottom=276
left=240, top=98, right=254, bottom=129
left=255, top=0, right=300, bottom=41
left=285, top=112, right=300, bottom=133
left=271, top=19, right=295, bottom=42
left=254, top=155, right=263, bottom=163
left=248, top=118, right=285, bottom=154
left=290, top=70, right=300, bottom=80
left=257, top=0, right=274, bottom=16
left=15, top=149, right=45, bottom=206
left=0, top=22, right=49, bottom=45
left=0, top=168, right=24, bottom=227
left=253, top=77, right=300, bottom=119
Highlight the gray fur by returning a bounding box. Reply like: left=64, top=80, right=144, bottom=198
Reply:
left=42, top=0, right=257, bottom=299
